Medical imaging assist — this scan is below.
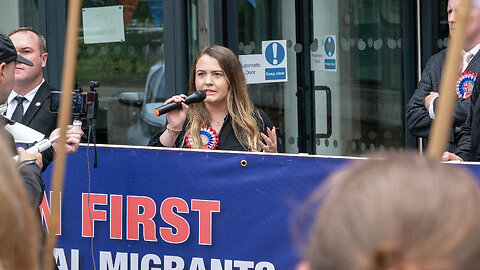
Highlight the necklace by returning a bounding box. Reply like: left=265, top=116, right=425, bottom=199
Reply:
left=211, top=118, right=225, bottom=126
left=210, top=114, right=227, bottom=127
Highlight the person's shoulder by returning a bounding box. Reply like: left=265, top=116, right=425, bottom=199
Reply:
left=40, top=81, right=56, bottom=91
left=420, top=50, right=447, bottom=74
left=33, top=81, right=55, bottom=96
left=428, top=49, right=447, bottom=63
left=31, top=82, right=54, bottom=102
left=254, top=107, right=268, bottom=118
left=253, top=107, right=274, bottom=125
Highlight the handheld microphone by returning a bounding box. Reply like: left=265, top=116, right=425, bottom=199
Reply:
left=154, top=90, right=207, bottom=116
left=13, top=135, right=59, bottom=162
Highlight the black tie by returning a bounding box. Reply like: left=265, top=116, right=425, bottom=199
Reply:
left=11, top=96, right=26, bottom=122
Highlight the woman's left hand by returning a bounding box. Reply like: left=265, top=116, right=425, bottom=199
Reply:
left=259, top=126, right=277, bottom=153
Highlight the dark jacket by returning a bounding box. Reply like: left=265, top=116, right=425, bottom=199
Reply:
left=406, top=49, right=480, bottom=152
left=456, top=76, right=480, bottom=161
left=16, top=82, right=58, bottom=170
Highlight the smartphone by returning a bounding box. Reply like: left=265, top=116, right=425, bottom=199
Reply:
left=50, top=91, right=88, bottom=115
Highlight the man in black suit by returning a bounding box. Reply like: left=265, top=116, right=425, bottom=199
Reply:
left=7, top=27, right=58, bottom=169
left=0, top=31, right=83, bottom=201
left=406, top=0, right=480, bottom=155
left=1, top=31, right=83, bottom=270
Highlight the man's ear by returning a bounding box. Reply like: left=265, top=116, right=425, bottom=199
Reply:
left=296, top=261, right=310, bottom=270
left=41, top=52, right=48, bottom=68
left=0, top=62, right=6, bottom=80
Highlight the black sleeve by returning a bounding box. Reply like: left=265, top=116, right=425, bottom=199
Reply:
left=453, top=98, right=471, bottom=128
left=40, top=147, right=54, bottom=172
left=148, top=132, right=164, bottom=146
left=257, top=108, right=275, bottom=132
left=256, top=108, right=281, bottom=152
left=405, top=56, right=438, bottom=138
left=456, top=106, right=472, bottom=161
left=432, top=96, right=469, bottom=128
left=18, top=161, right=45, bottom=207
left=148, top=123, right=186, bottom=147
left=21, top=142, right=53, bottom=172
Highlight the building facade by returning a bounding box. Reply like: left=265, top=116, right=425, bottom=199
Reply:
left=0, top=0, right=449, bottom=155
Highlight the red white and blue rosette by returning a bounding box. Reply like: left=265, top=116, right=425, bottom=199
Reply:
left=456, top=71, right=477, bottom=99
left=185, top=126, right=219, bottom=150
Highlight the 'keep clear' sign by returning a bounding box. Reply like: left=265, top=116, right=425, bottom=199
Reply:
left=239, top=40, right=288, bottom=84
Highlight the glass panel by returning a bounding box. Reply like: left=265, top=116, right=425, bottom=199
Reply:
left=0, top=0, right=38, bottom=34
left=189, top=0, right=199, bottom=64
left=237, top=0, right=297, bottom=154
left=77, top=0, right=164, bottom=145
left=312, top=0, right=404, bottom=155
left=436, top=0, right=449, bottom=53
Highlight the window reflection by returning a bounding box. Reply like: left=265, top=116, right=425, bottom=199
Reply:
left=313, top=0, right=404, bottom=156
left=77, top=0, right=164, bottom=145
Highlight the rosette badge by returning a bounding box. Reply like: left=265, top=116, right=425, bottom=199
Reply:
left=185, top=126, right=219, bottom=150
left=456, top=71, right=477, bottom=99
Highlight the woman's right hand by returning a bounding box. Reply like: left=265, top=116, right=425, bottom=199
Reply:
left=164, top=94, right=189, bottom=129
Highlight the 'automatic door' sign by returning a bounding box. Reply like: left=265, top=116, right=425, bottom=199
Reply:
left=239, top=40, right=288, bottom=84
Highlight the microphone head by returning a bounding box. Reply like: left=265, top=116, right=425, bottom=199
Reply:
left=184, top=90, right=206, bottom=105
left=194, top=90, right=207, bottom=101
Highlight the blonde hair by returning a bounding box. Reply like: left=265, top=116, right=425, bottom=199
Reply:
left=301, top=152, right=480, bottom=270
left=0, top=132, right=40, bottom=269
left=185, top=45, right=261, bottom=151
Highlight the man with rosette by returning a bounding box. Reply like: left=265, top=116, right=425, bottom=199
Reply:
left=406, top=0, right=480, bottom=155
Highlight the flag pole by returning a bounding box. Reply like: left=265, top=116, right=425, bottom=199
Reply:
left=42, top=0, right=81, bottom=269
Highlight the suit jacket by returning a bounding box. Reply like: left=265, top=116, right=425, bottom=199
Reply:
left=19, top=82, right=58, bottom=135
left=18, top=82, right=58, bottom=170
left=406, top=49, right=480, bottom=152
left=456, top=69, right=480, bottom=161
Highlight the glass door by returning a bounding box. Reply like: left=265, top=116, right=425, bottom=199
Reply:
left=312, top=0, right=405, bottom=156
left=233, top=0, right=407, bottom=155
left=235, top=0, right=298, bottom=154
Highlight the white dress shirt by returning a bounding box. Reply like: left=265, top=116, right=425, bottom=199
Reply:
left=6, top=79, right=45, bottom=120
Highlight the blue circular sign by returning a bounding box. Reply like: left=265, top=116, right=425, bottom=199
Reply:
left=324, top=37, right=335, bottom=57
left=265, top=42, right=285, bottom=66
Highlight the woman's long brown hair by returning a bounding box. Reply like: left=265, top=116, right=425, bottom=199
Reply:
left=185, top=45, right=261, bottom=151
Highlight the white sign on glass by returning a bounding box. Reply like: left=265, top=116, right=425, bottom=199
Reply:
left=82, top=5, right=125, bottom=44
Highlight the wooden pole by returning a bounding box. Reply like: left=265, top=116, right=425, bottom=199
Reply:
left=42, top=0, right=81, bottom=269
left=427, top=0, right=472, bottom=158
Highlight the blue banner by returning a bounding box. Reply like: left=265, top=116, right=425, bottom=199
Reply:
left=41, top=146, right=480, bottom=269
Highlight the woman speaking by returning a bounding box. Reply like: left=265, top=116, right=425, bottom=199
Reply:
left=148, top=45, right=277, bottom=153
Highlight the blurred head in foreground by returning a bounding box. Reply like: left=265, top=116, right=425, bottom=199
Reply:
left=0, top=132, right=40, bottom=269
left=297, top=152, right=480, bottom=270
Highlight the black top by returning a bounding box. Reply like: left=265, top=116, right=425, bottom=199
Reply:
left=148, top=108, right=276, bottom=151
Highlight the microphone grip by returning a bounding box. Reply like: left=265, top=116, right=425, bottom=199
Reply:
left=154, top=90, right=206, bottom=116
left=154, top=102, right=182, bottom=116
